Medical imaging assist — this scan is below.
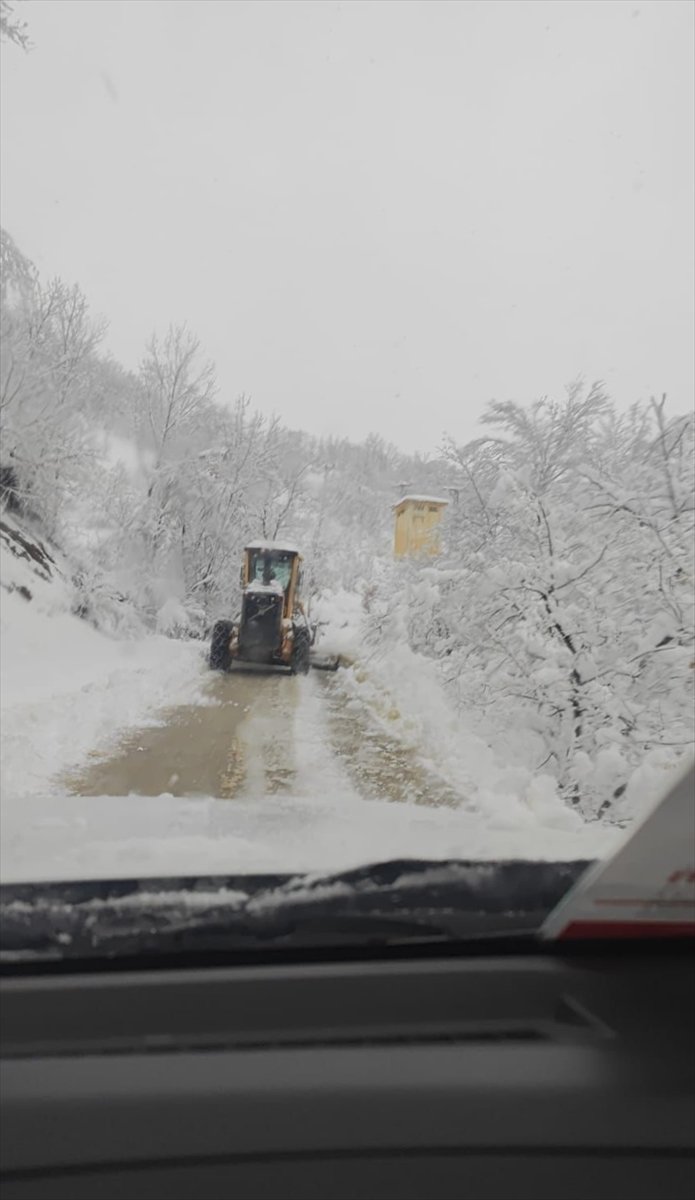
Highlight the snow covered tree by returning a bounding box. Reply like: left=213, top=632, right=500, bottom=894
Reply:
left=0, top=269, right=107, bottom=534
left=367, top=384, right=694, bottom=820
left=129, top=324, right=217, bottom=599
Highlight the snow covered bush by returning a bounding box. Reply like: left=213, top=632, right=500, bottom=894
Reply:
left=155, top=597, right=207, bottom=640
left=71, top=567, right=145, bottom=640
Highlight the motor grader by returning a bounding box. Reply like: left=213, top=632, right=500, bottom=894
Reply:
left=209, top=541, right=319, bottom=674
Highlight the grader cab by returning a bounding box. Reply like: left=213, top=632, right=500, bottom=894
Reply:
left=209, top=541, right=313, bottom=674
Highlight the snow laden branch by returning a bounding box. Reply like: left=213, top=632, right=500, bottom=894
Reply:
left=140, top=324, right=217, bottom=473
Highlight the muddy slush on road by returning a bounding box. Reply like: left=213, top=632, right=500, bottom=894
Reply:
left=66, top=666, right=465, bottom=811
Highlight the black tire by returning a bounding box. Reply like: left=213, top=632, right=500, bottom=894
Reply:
left=209, top=620, right=235, bottom=671
left=291, top=626, right=311, bottom=675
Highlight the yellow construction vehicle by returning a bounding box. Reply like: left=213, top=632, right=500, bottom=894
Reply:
left=209, top=541, right=315, bottom=674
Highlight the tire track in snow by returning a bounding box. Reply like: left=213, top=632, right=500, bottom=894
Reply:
left=313, top=671, right=468, bottom=810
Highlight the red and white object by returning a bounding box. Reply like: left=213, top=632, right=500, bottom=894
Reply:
left=542, top=762, right=695, bottom=940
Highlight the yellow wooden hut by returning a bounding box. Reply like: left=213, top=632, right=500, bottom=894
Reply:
left=393, top=494, right=448, bottom=558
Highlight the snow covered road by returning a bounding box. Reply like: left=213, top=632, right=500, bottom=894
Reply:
left=1, top=520, right=624, bottom=883
left=65, top=668, right=468, bottom=808
left=1, top=627, right=622, bottom=883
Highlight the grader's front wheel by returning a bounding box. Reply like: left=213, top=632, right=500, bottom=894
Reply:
left=290, top=627, right=311, bottom=675
left=209, top=620, right=235, bottom=671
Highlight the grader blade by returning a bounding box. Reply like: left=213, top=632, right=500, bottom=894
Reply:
left=310, top=652, right=341, bottom=672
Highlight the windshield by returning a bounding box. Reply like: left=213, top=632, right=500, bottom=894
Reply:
left=250, top=552, right=293, bottom=591
left=0, top=0, right=693, bottom=960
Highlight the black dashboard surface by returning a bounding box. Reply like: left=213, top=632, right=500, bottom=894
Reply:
left=1, top=946, right=694, bottom=1198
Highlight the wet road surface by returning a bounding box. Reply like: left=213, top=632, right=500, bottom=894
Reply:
left=66, top=665, right=463, bottom=809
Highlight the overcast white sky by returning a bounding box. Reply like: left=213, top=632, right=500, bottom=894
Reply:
left=1, top=0, right=693, bottom=452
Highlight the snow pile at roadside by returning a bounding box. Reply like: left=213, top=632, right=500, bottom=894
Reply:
left=311, top=589, right=364, bottom=661
left=347, top=643, right=686, bottom=831
left=318, top=587, right=686, bottom=834
left=314, top=587, right=594, bottom=834
left=1, top=517, right=208, bottom=861
left=1, top=584, right=206, bottom=798
left=339, top=646, right=586, bottom=832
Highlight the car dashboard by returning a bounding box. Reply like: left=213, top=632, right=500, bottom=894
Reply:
left=1, top=942, right=693, bottom=1199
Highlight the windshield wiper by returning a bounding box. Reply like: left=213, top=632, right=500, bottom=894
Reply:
left=0, top=858, right=591, bottom=963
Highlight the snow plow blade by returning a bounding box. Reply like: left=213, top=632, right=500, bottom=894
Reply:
left=310, top=653, right=341, bottom=672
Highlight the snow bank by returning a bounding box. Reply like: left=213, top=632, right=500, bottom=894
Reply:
left=311, top=588, right=364, bottom=660
left=1, top=518, right=208, bottom=876
left=337, top=640, right=588, bottom=834
left=1, top=584, right=206, bottom=799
